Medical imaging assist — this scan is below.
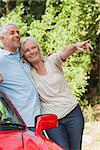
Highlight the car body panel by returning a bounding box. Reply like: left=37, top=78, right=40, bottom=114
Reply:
left=0, top=130, right=23, bottom=150
left=0, top=89, right=64, bottom=150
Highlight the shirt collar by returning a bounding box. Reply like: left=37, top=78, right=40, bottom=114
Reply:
left=0, top=48, right=19, bottom=56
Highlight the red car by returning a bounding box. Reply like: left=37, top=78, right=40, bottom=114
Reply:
left=0, top=90, right=64, bottom=150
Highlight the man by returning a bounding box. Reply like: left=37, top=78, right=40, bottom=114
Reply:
left=0, top=23, right=41, bottom=129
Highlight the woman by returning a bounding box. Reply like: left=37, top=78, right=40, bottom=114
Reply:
left=21, top=37, right=92, bottom=150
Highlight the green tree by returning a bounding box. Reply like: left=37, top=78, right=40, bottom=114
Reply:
left=28, top=0, right=98, bottom=100
left=0, top=0, right=99, bottom=104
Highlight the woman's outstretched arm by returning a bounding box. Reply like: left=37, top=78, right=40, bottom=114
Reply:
left=59, top=39, right=93, bottom=61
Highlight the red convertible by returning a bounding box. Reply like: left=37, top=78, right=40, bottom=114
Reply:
left=0, top=89, right=64, bottom=150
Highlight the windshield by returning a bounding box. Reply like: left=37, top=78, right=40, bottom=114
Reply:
left=0, top=92, right=25, bottom=131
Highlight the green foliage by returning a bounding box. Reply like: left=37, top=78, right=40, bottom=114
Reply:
left=0, top=0, right=99, bottom=105
left=28, top=0, right=97, bottom=101
left=0, top=0, right=6, bottom=18
left=96, top=135, right=100, bottom=142
left=84, top=105, right=94, bottom=122
left=0, top=4, right=28, bottom=37
left=63, top=52, right=92, bottom=99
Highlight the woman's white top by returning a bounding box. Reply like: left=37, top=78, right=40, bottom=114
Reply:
left=31, top=53, right=78, bottom=119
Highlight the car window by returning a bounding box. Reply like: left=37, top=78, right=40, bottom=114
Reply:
left=0, top=92, right=25, bottom=131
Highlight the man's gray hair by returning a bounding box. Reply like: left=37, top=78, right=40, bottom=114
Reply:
left=0, top=23, right=17, bottom=37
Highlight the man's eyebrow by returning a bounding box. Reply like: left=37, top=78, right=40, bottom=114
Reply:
left=7, top=30, right=20, bottom=33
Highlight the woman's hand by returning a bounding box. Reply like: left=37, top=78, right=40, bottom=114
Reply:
left=0, top=74, right=3, bottom=83
left=75, top=39, right=93, bottom=51
left=60, top=39, right=93, bottom=61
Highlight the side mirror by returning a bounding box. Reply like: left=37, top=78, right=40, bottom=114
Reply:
left=35, top=114, right=58, bottom=136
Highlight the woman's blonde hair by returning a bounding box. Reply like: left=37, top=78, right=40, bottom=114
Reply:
left=21, top=36, right=41, bottom=56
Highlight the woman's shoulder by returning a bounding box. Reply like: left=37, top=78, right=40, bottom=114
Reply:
left=47, top=52, right=58, bottom=60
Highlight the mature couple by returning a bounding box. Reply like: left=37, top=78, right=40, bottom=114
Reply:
left=0, top=23, right=92, bottom=150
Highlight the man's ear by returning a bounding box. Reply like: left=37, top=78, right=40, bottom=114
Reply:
left=0, top=36, right=5, bottom=48
left=0, top=36, right=5, bottom=44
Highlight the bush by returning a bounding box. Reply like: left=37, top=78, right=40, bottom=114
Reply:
left=0, top=0, right=99, bottom=105
left=0, top=4, right=28, bottom=38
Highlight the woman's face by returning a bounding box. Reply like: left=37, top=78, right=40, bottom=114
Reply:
left=23, top=41, right=41, bottom=64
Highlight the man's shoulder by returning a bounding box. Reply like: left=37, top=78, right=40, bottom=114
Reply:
left=0, top=48, right=8, bottom=63
left=0, top=48, right=6, bottom=55
left=0, top=48, right=3, bottom=52
left=0, top=48, right=4, bottom=58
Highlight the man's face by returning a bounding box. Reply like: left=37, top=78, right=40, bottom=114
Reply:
left=3, top=25, right=20, bottom=52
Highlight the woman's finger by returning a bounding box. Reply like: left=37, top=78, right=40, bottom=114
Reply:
left=87, top=43, right=93, bottom=50
left=85, top=39, right=91, bottom=43
left=77, top=46, right=84, bottom=51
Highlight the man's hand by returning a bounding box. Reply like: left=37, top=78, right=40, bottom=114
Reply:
left=0, top=74, right=3, bottom=83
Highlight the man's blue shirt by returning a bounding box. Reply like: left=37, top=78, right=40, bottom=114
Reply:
left=0, top=48, right=41, bottom=127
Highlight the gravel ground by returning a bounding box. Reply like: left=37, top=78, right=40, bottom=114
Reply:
left=82, top=121, right=100, bottom=150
